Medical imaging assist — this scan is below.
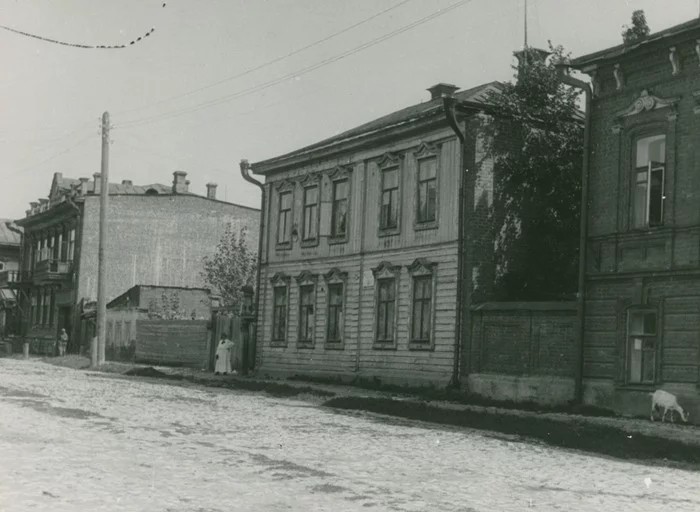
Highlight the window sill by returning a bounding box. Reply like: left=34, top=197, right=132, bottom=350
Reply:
left=324, top=341, right=344, bottom=350
left=372, top=341, right=397, bottom=351
left=300, top=238, right=319, bottom=249
left=378, top=227, right=400, bottom=238
left=408, top=341, right=434, bottom=351
left=328, top=235, right=349, bottom=245
left=297, top=341, right=314, bottom=349
left=615, top=383, right=657, bottom=391
left=414, top=220, right=438, bottom=231
left=275, top=242, right=292, bottom=251
left=270, top=340, right=288, bottom=348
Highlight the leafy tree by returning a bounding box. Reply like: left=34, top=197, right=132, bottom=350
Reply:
left=201, top=224, right=257, bottom=311
left=622, top=10, right=650, bottom=44
left=477, top=43, right=583, bottom=301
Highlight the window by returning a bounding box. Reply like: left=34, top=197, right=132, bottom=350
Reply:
left=627, top=309, right=657, bottom=384
left=272, top=286, right=288, bottom=342
left=0, top=261, right=4, bottom=271
left=67, top=228, right=76, bottom=261
left=277, top=191, right=293, bottom=244
left=380, top=168, right=399, bottom=230
left=326, top=283, right=344, bottom=343
left=411, top=276, right=432, bottom=343
left=41, top=288, right=49, bottom=326
left=298, top=285, right=315, bottom=344
left=417, top=158, right=437, bottom=223
left=331, top=180, right=349, bottom=238
left=48, top=290, right=55, bottom=326
left=302, top=186, right=319, bottom=242
left=633, top=135, right=666, bottom=229
left=376, top=278, right=396, bottom=343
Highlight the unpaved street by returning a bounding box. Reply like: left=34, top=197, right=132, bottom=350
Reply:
left=0, top=359, right=698, bottom=512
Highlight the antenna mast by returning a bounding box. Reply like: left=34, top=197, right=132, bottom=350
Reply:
left=524, top=0, right=528, bottom=49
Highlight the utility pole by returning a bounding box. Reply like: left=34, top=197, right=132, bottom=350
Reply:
left=524, top=0, right=528, bottom=49
left=93, top=111, right=110, bottom=367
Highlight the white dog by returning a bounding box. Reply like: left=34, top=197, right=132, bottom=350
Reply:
left=649, top=390, right=689, bottom=423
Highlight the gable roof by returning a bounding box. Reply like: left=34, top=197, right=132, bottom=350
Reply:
left=571, top=17, right=700, bottom=68
left=0, top=220, right=21, bottom=246
left=252, top=81, right=504, bottom=174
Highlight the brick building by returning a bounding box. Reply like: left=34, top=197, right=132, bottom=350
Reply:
left=12, top=171, right=258, bottom=353
left=0, top=220, right=21, bottom=336
left=245, top=74, right=578, bottom=393
left=570, top=18, right=700, bottom=420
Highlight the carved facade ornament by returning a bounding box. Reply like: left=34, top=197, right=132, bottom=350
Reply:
left=270, top=272, right=291, bottom=287
left=378, top=152, right=403, bottom=169
left=328, top=164, right=353, bottom=182
left=298, top=172, right=321, bottom=188
left=611, top=123, right=622, bottom=135
left=371, top=261, right=401, bottom=280
left=407, top=257, right=437, bottom=276
left=669, top=47, right=680, bottom=76
left=323, top=267, right=348, bottom=284
left=613, top=64, right=624, bottom=90
left=614, top=89, right=680, bottom=119
left=692, top=90, right=700, bottom=115
left=295, top=270, right=318, bottom=286
left=273, top=179, right=295, bottom=192
left=589, top=70, right=600, bottom=97
left=413, top=142, right=439, bottom=159
left=696, top=40, right=700, bottom=66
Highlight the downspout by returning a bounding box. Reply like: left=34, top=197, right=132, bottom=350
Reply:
left=557, top=66, right=592, bottom=405
left=443, top=96, right=467, bottom=389
left=240, top=159, right=266, bottom=372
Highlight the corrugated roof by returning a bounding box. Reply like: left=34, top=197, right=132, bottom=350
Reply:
left=252, top=81, right=504, bottom=172
left=571, top=18, right=700, bottom=68
left=0, top=220, right=21, bottom=246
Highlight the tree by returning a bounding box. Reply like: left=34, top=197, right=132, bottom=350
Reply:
left=478, top=43, right=583, bottom=301
left=622, top=10, right=650, bottom=44
left=201, top=224, right=257, bottom=311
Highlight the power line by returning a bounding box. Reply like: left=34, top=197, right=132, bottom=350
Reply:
left=0, top=2, right=166, bottom=49
left=5, top=134, right=95, bottom=177
left=115, top=0, right=416, bottom=117
left=115, top=0, right=475, bottom=130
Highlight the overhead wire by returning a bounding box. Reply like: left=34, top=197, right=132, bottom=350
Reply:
left=115, top=0, right=475, bottom=130
left=5, top=133, right=96, bottom=178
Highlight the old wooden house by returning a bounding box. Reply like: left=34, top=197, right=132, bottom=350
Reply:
left=570, top=18, right=700, bottom=420
left=245, top=74, right=579, bottom=397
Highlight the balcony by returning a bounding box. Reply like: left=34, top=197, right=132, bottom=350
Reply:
left=0, top=270, right=32, bottom=288
left=33, top=259, right=72, bottom=284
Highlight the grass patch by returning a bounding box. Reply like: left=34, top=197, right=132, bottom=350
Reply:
left=324, top=396, right=700, bottom=466
left=187, top=376, right=336, bottom=399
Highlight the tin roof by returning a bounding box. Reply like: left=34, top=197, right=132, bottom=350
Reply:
left=0, top=220, right=20, bottom=246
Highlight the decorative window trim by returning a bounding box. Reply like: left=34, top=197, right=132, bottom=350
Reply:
left=413, top=142, right=440, bottom=231
left=275, top=184, right=295, bottom=251
left=270, top=272, right=291, bottom=346
left=614, top=89, right=680, bottom=120
left=0, top=261, right=4, bottom=271
left=619, top=300, right=663, bottom=389
left=300, top=181, right=321, bottom=248
left=378, top=152, right=403, bottom=237
left=323, top=268, right=348, bottom=349
left=372, top=262, right=401, bottom=350
left=296, top=271, right=318, bottom=348
left=407, top=258, right=437, bottom=351
left=328, top=165, right=353, bottom=245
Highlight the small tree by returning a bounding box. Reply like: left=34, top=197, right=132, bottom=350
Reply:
left=622, top=10, right=650, bottom=44
left=478, top=43, right=583, bottom=301
left=201, top=224, right=257, bottom=311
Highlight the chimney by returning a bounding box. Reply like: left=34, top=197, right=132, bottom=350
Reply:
left=514, top=47, right=551, bottom=79
left=172, top=170, right=188, bottom=194
left=206, top=182, right=218, bottom=200
left=93, top=173, right=102, bottom=195
left=121, top=180, right=133, bottom=186
left=79, top=177, right=90, bottom=195
left=30, top=201, right=39, bottom=215
left=427, top=83, right=459, bottom=100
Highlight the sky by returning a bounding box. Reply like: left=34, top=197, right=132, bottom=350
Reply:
left=0, top=0, right=698, bottom=219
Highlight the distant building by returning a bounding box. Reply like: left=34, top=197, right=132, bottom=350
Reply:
left=12, top=171, right=258, bottom=353
left=0, top=220, right=21, bottom=336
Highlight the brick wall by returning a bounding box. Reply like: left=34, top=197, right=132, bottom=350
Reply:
left=134, top=319, right=210, bottom=367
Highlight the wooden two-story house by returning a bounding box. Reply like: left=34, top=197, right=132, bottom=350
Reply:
left=246, top=81, right=517, bottom=387
left=570, top=18, right=700, bottom=420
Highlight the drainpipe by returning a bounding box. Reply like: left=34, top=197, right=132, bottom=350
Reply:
left=557, top=65, right=592, bottom=405
left=442, top=96, right=467, bottom=389
left=239, top=159, right=265, bottom=372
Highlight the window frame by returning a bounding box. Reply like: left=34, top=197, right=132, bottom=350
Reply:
left=625, top=305, right=662, bottom=386
left=275, top=181, right=295, bottom=249
left=632, top=134, right=666, bottom=230
left=295, top=271, right=317, bottom=348
left=407, top=258, right=437, bottom=350
left=323, top=268, right=348, bottom=349
left=269, top=272, right=291, bottom=346
left=330, top=178, right=350, bottom=243
left=377, top=152, right=403, bottom=237
left=413, top=143, right=440, bottom=230
left=300, top=173, right=321, bottom=248
left=372, top=261, right=401, bottom=350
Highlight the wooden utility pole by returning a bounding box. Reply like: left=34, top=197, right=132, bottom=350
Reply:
left=94, top=111, right=110, bottom=366
left=524, top=0, right=528, bottom=49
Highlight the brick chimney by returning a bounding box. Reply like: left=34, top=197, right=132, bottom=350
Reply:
left=427, top=83, right=459, bottom=100
left=93, top=173, right=102, bottom=195
left=121, top=179, right=133, bottom=186
left=514, top=47, right=551, bottom=79
left=172, top=171, right=189, bottom=194
left=79, top=177, right=90, bottom=195
left=206, top=182, right=218, bottom=200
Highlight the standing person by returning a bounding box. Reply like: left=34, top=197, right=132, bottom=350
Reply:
left=58, top=328, right=69, bottom=357
left=214, top=336, right=235, bottom=375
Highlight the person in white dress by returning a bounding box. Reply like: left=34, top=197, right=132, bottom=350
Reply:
left=214, top=336, right=235, bottom=375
